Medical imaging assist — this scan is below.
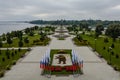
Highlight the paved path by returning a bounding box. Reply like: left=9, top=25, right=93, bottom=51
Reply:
left=0, top=34, right=120, bottom=80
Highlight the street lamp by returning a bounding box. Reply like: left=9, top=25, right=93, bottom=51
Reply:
left=94, top=39, right=97, bottom=51
left=109, top=47, right=112, bottom=64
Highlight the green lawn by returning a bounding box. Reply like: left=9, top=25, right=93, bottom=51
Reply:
left=3, top=34, right=50, bottom=47
left=80, top=34, right=120, bottom=70
left=0, top=49, right=27, bottom=71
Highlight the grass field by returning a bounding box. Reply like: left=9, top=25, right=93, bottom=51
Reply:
left=2, top=34, right=50, bottom=47
left=0, top=49, right=27, bottom=71
left=80, top=34, right=120, bottom=70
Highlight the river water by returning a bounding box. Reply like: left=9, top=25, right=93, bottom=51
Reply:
left=0, top=21, right=40, bottom=35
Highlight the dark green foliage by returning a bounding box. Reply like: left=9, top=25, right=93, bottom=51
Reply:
left=12, top=60, right=16, bottom=65
left=7, top=55, right=10, bottom=59
left=82, top=31, right=85, bottom=35
left=29, top=31, right=34, bottom=36
left=111, top=43, right=115, bottom=48
left=2, top=57, right=5, bottom=62
left=0, top=50, right=1, bottom=55
left=95, top=24, right=104, bottom=37
left=11, top=52, right=14, bottom=57
left=104, top=38, right=109, bottom=43
left=25, top=28, right=31, bottom=34
left=105, top=23, right=120, bottom=41
left=6, top=36, right=12, bottom=45
left=0, top=38, right=3, bottom=48
left=76, top=34, right=83, bottom=41
left=103, top=47, right=106, bottom=50
left=116, top=54, right=119, bottom=59
left=6, top=65, right=11, bottom=70
left=40, top=33, right=47, bottom=41
left=0, top=70, right=5, bottom=77
left=18, top=48, right=21, bottom=52
left=15, top=50, right=17, bottom=54
left=18, top=40, right=23, bottom=47
left=5, top=49, right=10, bottom=56
left=18, top=31, right=23, bottom=40
left=2, top=33, right=6, bottom=41
left=24, top=37, right=29, bottom=44
left=111, top=51, right=114, bottom=55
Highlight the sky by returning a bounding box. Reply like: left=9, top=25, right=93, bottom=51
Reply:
left=0, top=0, right=120, bottom=21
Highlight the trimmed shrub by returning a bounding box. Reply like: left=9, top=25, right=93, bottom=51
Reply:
left=6, top=65, right=11, bottom=70
left=111, top=43, right=115, bottom=48
left=2, top=57, right=5, bottom=62
left=104, top=38, right=109, bottom=43
left=116, top=54, right=119, bottom=59
left=111, top=51, right=114, bottom=55
left=21, top=54, right=25, bottom=58
left=0, top=50, right=1, bottom=55
left=113, top=65, right=119, bottom=71
left=18, top=48, right=21, bottom=52
left=12, top=60, right=16, bottom=65
left=103, top=47, right=106, bottom=50
left=15, top=50, right=17, bottom=54
left=0, top=70, right=5, bottom=77
left=7, top=55, right=10, bottom=59
left=11, top=52, right=14, bottom=57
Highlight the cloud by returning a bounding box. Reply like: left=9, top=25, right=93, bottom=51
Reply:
left=0, top=0, right=120, bottom=20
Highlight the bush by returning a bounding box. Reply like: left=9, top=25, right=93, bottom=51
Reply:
left=113, top=65, right=119, bottom=71
left=0, top=70, right=5, bottom=77
left=12, top=60, right=16, bottom=65
left=21, top=54, right=25, bottom=58
left=7, top=55, right=10, bottom=59
left=111, top=43, right=115, bottom=48
left=18, top=48, right=21, bottom=52
left=116, top=54, right=119, bottom=59
left=15, top=50, right=17, bottom=54
left=11, top=52, right=14, bottom=57
left=2, top=57, right=5, bottom=62
left=6, top=65, right=11, bottom=70
left=0, top=50, right=1, bottom=55
left=27, top=48, right=31, bottom=51
left=107, top=61, right=111, bottom=65
left=103, top=46, right=106, bottom=50
left=111, top=51, right=114, bottom=55
left=104, top=38, right=109, bottom=43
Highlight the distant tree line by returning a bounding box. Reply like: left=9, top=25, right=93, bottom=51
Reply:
left=29, top=20, right=120, bottom=26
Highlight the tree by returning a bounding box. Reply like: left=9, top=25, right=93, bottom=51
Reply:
left=24, top=37, right=29, bottom=44
left=25, top=28, right=31, bottom=34
left=0, top=50, right=1, bottom=55
left=6, top=36, right=12, bottom=46
left=29, top=31, right=34, bottom=36
left=76, top=34, right=83, bottom=41
left=104, top=37, right=109, bottom=43
left=0, top=38, right=3, bottom=48
left=2, top=33, right=6, bottom=41
left=6, top=49, right=10, bottom=59
left=95, top=24, right=104, bottom=38
left=18, top=31, right=23, bottom=40
left=111, top=43, right=115, bottom=48
left=40, top=33, right=46, bottom=41
left=105, top=23, right=120, bottom=41
left=18, top=40, right=23, bottom=47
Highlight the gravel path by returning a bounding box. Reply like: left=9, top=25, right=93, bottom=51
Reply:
left=0, top=34, right=120, bottom=80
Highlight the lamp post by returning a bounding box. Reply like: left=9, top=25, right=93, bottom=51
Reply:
left=109, top=47, right=112, bottom=64
left=94, top=39, right=97, bottom=51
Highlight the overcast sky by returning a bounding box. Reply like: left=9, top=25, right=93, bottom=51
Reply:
left=0, top=0, right=120, bottom=21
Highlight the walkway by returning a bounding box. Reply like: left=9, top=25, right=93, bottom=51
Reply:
left=0, top=34, right=120, bottom=80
